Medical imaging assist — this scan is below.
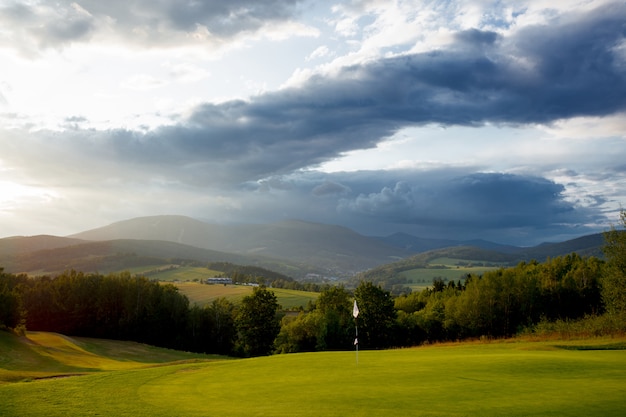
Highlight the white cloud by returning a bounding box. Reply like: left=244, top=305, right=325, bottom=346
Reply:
left=306, top=45, right=331, bottom=61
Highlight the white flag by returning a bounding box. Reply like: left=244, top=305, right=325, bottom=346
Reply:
left=353, top=300, right=359, bottom=318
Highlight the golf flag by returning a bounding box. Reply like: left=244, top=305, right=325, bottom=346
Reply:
left=353, top=300, right=360, bottom=365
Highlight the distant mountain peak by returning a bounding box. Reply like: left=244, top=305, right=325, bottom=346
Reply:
left=1, top=215, right=611, bottom=278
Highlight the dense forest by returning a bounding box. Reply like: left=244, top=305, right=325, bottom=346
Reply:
left=1, top=212, right=625, bottom=357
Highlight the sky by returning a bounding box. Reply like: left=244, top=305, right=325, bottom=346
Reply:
left=0, top=0, right=625, bottom=246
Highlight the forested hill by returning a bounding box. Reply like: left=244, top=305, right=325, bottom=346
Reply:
left=510, top=233, right=605, bottom=260
left=0, top=235, right=85, bottom=257
left=353, top=234, right=609, bottom=289
left=68, top=215, right=411, bottom=275
left=0, top=239, right=307, bottom=279
left=0, top=215, right=612, bottom=279
left=377, top=232, right=605, bottom=258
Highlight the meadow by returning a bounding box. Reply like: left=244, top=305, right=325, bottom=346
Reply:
left=173, top=282, right=319, bottom=309
left=124, top=265, right=320, bottom=309
left=132, top=265, right=223, bottom=281
left=402, top=257, right=504, bottom=290
left=1, top=331, right=625, bottom=416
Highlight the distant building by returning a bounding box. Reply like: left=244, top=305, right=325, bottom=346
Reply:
left=205, top=277, right=233, bottom=285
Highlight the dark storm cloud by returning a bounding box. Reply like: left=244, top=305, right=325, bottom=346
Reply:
left=334, top=172, right=577, bottom=228
left=351, top=4, right=626, bottom=125
left=10, top=3, right=625, bottom=189
left=233, top=170, right=605, bottom=245
left=109, top=2, right=625, bottom=185
left=311, top=181, right=351, bottom=196
left=454, top=29, right=499, bottom=47
left=0, top=0, right=304, bottom=50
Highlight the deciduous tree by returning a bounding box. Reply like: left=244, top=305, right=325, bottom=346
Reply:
left=235, top=286, right=281, bottom=356
left=315, top=286, right=353, bottom=350
left=354, top=281, right=396, bottom=348
left=602, top=209, right=626, bottom=315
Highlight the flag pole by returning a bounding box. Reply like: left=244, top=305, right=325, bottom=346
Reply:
left=353, top=300, right=359, bottom=365
left=355, top=320, right=359, bottom=365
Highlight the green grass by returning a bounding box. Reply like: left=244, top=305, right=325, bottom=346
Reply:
left=122, top=264, right=173, bottom=275
left=270, top=288, right=319, bottom=309
left=428, top=257, right=507, bottom=267
left=172, top=282, right=319, bottom=309
left=148, top=266, right=222, bottom=281
left=401, top=257, right=503, bottom=290
left=1, top=336, right=625, bottom=416
left=0, top=331, right=219, bottom=384
left=173, top=282, right=252, bottom=305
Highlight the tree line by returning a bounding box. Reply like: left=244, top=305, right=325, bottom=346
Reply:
left=1, top=211, right=625, bottom=356
left=208, top=261, right=332, bottom=293
left=275, top=254, right=611, bottom=352
left=279, top=217, right=625, bottom=351
left=0, top=269, right=284, bottom=357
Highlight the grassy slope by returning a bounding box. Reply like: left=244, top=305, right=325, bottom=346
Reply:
left=270, top=287, right=319, bottom=309
left=0, top=331, right=220, bottom=384
left=1, top=332, right=625, bottom=417
left=146, top=266, right=223, bottom=281
left=399, top=257, right=501, bottom=290
left=174, top=282, right=252, bottom=305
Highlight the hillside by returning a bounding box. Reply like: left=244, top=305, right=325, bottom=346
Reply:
left=511, top=233, right=606, bottom=260
left=0, top=235, right=85, bottom=258
left=0, top=238, right=308, bottom=278
left=0, top=330, right=217, bottom=384
left=376, top=232, right=521, bottom=253
left=354, top=236, right=610, bottom=289
left=0, top=215, right=612, bottom=280
left=69, top=215, right=225, bottom=247
left=69, top=215, right=411, bottom=275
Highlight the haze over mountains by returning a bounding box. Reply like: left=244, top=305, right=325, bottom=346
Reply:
left=0, top=215, right=607, bottom=278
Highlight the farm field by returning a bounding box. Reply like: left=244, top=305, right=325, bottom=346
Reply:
left=172, top=282, right=319, bottom=309
left=1, top=331, right=625, bottom=416
left=141, top=266, right=222, bottom=281
left=402, top=257, right=504, bottom=290
left=173, top=282, right=252, bottom=305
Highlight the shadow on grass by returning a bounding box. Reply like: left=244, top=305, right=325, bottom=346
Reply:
left=553, top=342, right=626, bottom=351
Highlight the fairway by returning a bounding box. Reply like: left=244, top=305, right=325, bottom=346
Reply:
left=1, top=337, right=625, bottom=416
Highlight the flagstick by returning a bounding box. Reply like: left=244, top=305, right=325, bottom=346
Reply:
left=353, top=299, right=359, bottom=366
left=355, top=319, right=359, bottom=366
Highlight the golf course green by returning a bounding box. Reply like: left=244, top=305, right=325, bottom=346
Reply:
left=1, top=332, right=625, bottom=416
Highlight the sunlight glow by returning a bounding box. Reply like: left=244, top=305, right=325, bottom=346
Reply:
left=0, top=181, right=56, bottom=210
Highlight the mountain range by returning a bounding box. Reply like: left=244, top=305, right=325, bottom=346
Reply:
left=0, top=215, right=609, bottom=279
